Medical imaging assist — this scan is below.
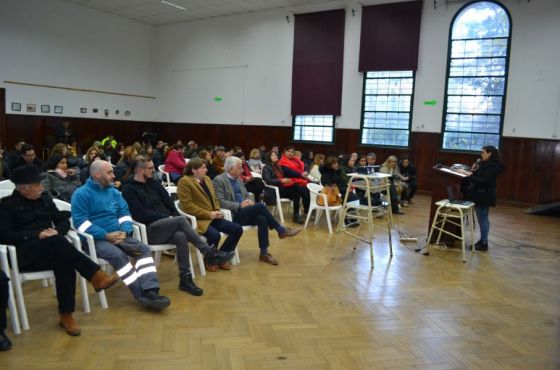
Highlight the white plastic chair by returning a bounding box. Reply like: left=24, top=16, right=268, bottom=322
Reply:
left=53, top=199, right=110, bottom=309
left=173, top=201, right=208, bottom=275
left=158, top=164, right=172, bottom=187
left=0, top=189, right=13, bottom=199
left=221, top=209, right=251, bottom=264
left=261, top=179, right=292, bottom=223
left=304, top=183, right=343, bottom=234
left=132, top=220, right=202, bottom=279
left=0, top=180, right=15, bottom=191
left=0, top=245, right=21, bottom=334
left=174, top=201, right=240, bottom=267
left=6, top=242, right=91, bottom=331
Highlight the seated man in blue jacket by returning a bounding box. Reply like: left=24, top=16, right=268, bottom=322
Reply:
left=71, top=160, right=170, bottom=310
left=122, top=156, right=234, bottom=296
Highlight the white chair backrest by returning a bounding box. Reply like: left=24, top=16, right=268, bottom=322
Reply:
left=0, top=180, right=15, bottom=191
left=53, top=198, right=71, bottom=212
left=307, top=183, right=324, bottom=205
left=158, top=164, right=167, bottom=172
left=166, top=186, right=177, bottom=196
left=0, top=189, right=13, bottom=199
left=250, top=171, right=262, bottom=178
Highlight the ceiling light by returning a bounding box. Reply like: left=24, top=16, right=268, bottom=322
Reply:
left=161, top=1, right=185, bottom=11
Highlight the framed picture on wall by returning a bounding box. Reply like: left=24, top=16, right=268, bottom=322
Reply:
left=54, top=105, right=63, bottom=114
left=26, top=104, right=36, bottom=113
left=41, top=104, right=50, bottom=113
left=11, top=102, right=21, bottom=111
left=80, top=107, right=87, bottom=114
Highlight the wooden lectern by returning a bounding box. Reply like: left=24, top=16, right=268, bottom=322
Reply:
left=427, top=166, right=468, bottom=244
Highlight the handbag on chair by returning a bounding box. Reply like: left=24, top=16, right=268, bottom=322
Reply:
left=317, top=185, right=342, bottom=206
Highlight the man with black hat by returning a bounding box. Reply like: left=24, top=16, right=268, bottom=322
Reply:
left=0, top=166, right=119, bottom=336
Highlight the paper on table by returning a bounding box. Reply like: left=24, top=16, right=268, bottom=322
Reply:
left=439, top=167, right=467, bottom=177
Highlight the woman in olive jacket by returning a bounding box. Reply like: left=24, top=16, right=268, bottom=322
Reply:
left=463, top=146, right=504, bottom=251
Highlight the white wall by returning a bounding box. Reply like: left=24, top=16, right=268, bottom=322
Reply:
left=0, top=0, right=155, bottom=121
left=2, top=0, right=559, bottom=140
left=153, top=0, right=560, bottom=140
left=152, top=9, right=294, bottom=126
left=414, top=0, right=560, bottom=139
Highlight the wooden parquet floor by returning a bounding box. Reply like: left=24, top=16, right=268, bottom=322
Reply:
left=1, top=195, right=559, bottom=370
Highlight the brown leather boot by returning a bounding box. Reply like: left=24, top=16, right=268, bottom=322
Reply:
left=89, top=270, right=119, bottom=292
left=59, top=313, right=81, bottom=336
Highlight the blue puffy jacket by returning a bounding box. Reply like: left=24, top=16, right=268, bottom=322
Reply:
left=71, top=178, right=133, bottom=240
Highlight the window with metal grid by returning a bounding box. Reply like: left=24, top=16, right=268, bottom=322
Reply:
left=292, top=115, right=335, bottom=143
left=442, top=1, right=511, bottom=151
left=360, top=71, right=414, bottom=147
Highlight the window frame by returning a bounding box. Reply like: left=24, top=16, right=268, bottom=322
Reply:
left=440, top=0, right=512, bottom=152
left=291, top=115, right=336, bottom=144
left=359, top=70, right=416, bottom=148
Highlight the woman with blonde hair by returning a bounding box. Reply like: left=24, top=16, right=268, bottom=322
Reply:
left=247, top=148, right=264, bottom=174
left=308, top=154, right=325, bottom=183
left=380, top=155, right=409, bottom=209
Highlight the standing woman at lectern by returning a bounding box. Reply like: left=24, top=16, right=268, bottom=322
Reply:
left=462, top=146, right=504, bottom=251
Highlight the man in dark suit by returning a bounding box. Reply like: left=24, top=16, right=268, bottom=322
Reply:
left=212, top=156, right=300, bottom=265
left=0, top=166, right=119, bottom=336
left=8, top=143, right=43, bottom=172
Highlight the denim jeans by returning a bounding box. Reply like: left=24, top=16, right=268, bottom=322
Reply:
left=475, top=206, right=490, bottom=243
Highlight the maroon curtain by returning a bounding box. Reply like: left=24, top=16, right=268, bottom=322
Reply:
left=359, top=1, right=422, bottom=72
left=291, top=9, right=345, bottom=116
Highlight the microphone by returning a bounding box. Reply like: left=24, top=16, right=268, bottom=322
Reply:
left=471, top=158, right=480, bottom=171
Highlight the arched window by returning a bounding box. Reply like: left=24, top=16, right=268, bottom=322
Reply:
left=441, top=1, right=511, bottom=151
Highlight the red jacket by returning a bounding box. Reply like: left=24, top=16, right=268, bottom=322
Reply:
left=164, top=150, right=186, bottom=175
left=278, top=156, right=308, bottom=186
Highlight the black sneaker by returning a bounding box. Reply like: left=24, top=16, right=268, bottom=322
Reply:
left=138, top=290, right=171, bottom=310
left=0, top=331, right=11, bottom=351
left=205, top=247, right=235, bottom=265
left=292, top=215, right=304, bottom=224
left=475, top=242, right=488, bottom=251
left=179, top=276, right=203, bottom=296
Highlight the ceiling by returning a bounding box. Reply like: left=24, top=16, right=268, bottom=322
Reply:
left=62, top=0, right=343, bottom=26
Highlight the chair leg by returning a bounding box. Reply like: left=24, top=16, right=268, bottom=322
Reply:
left=276, top=201, right=285, bottom=223
left=12, top=277, right=30, bottom=330
left=304, top=207, right=314, bottom=229
left=188, top=247, right=195, bottom=279
left=154, top=251, right=162, bottom=267
left=426, top=207, right=442, bottom=254
left=315, top=209, right=323, bottom=225
left=7, top=279, right=21, bottom=334
left=232, top=249, right=240, bottom=265
left=98, top=290, right=108, bottom=309
left=79, top=277, right=91, bottom=313
left=459, top=209, right=466, bottom=262
left=195, top=248, right=206, bottom=276
left=325, top=209, right=333, bottom=234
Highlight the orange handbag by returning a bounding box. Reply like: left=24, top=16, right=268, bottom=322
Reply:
left=317, top=185, right=342, bottom=206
